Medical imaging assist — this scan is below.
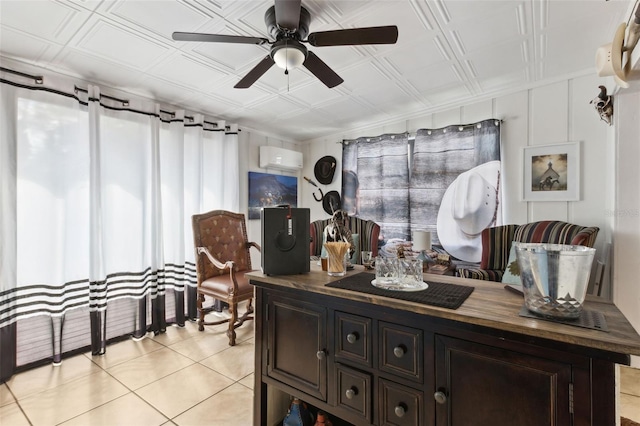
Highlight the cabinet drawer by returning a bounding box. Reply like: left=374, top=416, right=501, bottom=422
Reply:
left=335, top=364, right=372, bottom=423
left=335, top=311, right=372, bottom=367
left=379, top=322, right=423, bottom=383
left=380, top=378, right=423, bottom=426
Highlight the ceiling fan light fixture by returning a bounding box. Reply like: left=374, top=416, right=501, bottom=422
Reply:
left=272, top=42, right=306, bottom=70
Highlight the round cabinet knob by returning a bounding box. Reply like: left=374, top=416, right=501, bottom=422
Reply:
left=346, top=332, right=358, bottom=344
left=394, top=404, right=406, bottom=418
left=434, top=391, right=448, bottom=405
left=393, top=345, right=406, bottom=358
left=316, top=350, right=326, bottom=360
left=345, top=387, right=357, bottom=399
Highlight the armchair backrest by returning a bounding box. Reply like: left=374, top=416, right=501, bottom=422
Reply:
left=479, top=224, right=519, bottom=270
left=480, top=221, right=599, bottom=272
left=310, top=216, right=380, bottom=259
left=513, top=221, right=599, bottom=248
left=192, top=210, right=252, bottom=281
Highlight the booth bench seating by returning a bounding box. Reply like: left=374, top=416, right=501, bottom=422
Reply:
left=310, top=216, right=380, bottom=264
left=458, top=220, right=600, bottom=282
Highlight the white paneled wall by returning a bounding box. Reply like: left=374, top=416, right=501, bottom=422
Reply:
left=614, top=89, right=640, bottom=353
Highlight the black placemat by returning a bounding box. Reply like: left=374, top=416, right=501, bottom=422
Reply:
left=325, top=272, right=474, bottom=310
left=518, top=306, right=609, bottom=332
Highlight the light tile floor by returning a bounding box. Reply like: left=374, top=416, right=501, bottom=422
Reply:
left=621, top=365, right=640, bottom=423
left=1, top=318, right=639, bottom=426
left=0, top=318, right=255, bottom=426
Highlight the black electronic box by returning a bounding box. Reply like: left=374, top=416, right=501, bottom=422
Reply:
left=261, top=206, right=310, bottom=275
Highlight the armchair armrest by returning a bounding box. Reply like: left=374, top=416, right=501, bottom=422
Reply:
left=197, top=247, right=236, bottom=271
left=246, top=241, right=261, bottom=252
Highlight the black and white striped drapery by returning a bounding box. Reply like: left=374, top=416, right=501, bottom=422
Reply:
left=0, top=69, right=239, bottom=381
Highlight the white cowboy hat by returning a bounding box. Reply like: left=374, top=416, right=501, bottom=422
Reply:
left=436, top=161, right=501, bottom=263
left=595, top=22, right=629, bottom=89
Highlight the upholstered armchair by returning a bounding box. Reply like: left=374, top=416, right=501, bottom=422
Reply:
left=458, top=220, right=600, bottom=281
left=310, top=215, right=380, bottom=263
left=192, top=210, right=260, bottom=346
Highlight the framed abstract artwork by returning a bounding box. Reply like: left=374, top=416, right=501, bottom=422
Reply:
left=248, top=172, right=298, bottom=219
left=522, top=142, right=580, bottom=201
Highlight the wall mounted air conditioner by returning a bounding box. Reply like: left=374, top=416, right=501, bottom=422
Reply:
left=260, top=146, right=303, bottom=171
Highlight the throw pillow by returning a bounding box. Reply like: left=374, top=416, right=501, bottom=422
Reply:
left=501, top=245, right=522, bottom=286
left=349, top=233, right=360, bottom=264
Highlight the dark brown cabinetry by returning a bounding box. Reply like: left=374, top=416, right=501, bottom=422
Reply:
left=251, top=269, right=640, bottom=426
left=266, top=295, right=327, bottom=401
left=434, top=335, right=572, bottom=426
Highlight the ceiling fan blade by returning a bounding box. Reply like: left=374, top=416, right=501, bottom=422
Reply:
left=234, top=56, right=275, bottom=89
left=307, top=26, right=398, bottom=47
left=172, top=32, right=268, bottom=45
left=274, top=0, right=301, bottom=31
left=303, top=51, right=343, bottom=88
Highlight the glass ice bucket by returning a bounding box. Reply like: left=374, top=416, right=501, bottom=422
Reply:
left=514, top=243, right=596, bottom=319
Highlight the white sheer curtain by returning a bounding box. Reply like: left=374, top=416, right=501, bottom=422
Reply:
left=0, top=73, right=239, bottom=379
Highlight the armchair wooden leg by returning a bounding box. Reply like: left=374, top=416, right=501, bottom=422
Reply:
left=197, top=293, right=206, bottom=332
left=227, top=301, right=238, bottom=346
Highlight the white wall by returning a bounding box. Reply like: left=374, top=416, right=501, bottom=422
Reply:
left=614, top=89, right=640, bottom=366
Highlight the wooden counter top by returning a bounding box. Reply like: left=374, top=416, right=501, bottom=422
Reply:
left=248, top=263, right=640, bottom=360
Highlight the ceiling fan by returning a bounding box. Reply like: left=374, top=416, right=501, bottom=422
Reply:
left=172, top=0, right=398, bottom=89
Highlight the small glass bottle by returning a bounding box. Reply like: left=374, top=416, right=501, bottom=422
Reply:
left=314, top=411, right=333, bottom=426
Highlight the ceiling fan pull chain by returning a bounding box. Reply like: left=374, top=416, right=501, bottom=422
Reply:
left=285, top=44, right=290, bottom=92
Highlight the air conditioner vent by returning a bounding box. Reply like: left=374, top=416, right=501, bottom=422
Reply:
left=260, top=146, right=303, bottom=171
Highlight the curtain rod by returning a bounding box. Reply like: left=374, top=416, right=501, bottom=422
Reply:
left=152, top=110, right=219, bottom=129
left=340, top=119, right=502, bottom=144
left=0, top=67, right=43, bottom=84
left=72, top=85, right=239, bottom=131
left=2, top=70, right=239, bottom=133
left=74, top=86, right=129, bottom=106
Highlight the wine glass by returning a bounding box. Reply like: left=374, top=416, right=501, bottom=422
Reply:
left=361, top=251, right=373, bottom=269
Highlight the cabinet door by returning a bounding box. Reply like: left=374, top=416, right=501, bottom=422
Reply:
left=435, top=335, right=572, bottom=426
left=267, top=295, right=328, bottom=401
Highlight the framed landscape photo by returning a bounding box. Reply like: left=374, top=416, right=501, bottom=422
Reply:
left=248, top=172, right=298, bottom=219
left=522, top=142, right=580, bottom=201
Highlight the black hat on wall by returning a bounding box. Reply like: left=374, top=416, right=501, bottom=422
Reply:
left=322, top=191, right=342, bottom=215
left=314, top=156, right=337, bottom=185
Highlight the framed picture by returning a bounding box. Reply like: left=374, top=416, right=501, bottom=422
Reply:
left=248, top=172, right=298, bottom=219
left=522, top=142, right=580, bottom=201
